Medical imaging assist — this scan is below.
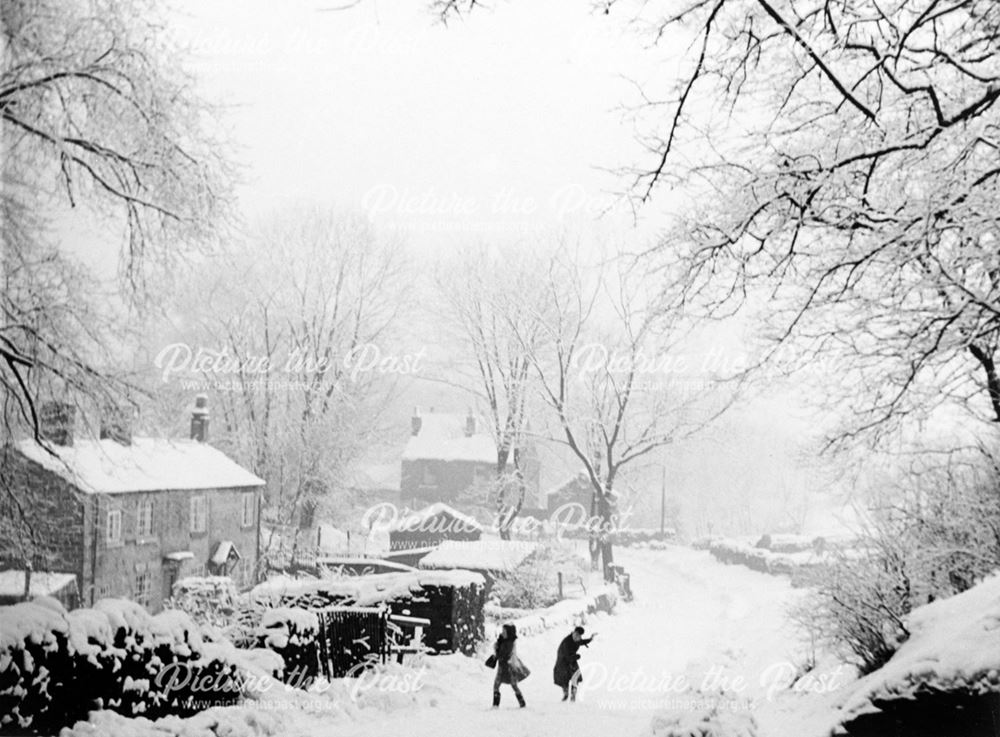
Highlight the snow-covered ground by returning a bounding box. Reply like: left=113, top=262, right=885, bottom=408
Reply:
left=61, top=545, right=856, bottom=737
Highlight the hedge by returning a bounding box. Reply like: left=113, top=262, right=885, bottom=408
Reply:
left=0, top=597, right=243, bottom=734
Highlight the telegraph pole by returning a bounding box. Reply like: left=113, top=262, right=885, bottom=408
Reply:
left=660, top=465, right=666, bottom=535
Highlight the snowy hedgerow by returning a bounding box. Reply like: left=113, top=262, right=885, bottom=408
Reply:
left=0, top=597, right=244, bottom=733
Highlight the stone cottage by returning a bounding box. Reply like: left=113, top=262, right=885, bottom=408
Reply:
left=1, top=399, right=264, bottom=612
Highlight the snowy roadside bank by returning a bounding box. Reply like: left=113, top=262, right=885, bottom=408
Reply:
left=487, top=584, right=618, bottom=638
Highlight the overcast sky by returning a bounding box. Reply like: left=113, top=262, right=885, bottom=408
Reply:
left=165, top=0, right=680, bottom=253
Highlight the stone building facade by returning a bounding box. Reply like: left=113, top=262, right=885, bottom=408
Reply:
left=1, top=401, right=264, bottom=612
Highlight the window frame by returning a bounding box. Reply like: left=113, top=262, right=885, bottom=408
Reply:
left=134, top=570, right=151, bottom=609
left=136, top=498, right=154, bottom=539
left=240, top=491, right=255, bottom=528
left=190, top=495, right=207, bottom=535
left=106, top=508, right=123, bottom=546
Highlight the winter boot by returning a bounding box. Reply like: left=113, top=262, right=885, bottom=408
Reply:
left=516, top=693, right=526, bottom=708
left=492, top=691, right=500, bottom=709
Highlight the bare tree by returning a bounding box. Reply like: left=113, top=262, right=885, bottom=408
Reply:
left=515, top=249, right=720, bottom=575
left=616, top=0, right=1000, bottom=447
left=162, top=208, right=406, bottom=572
left=432, top=0, right=1000, bottom=448
left=435, top=246, right=545, bottom=539
left=1, top=0, right=231, bottom=573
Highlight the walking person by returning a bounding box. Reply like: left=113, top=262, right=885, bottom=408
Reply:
left=553, top=625, right=596, bottom=701
left=490, top=623, right=530, bottom=708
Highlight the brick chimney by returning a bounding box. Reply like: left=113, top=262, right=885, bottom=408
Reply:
left=39, top=401, right=75, bottom=446
left=190, top=394, right=209, bottom=442
left=465, top=408, right=476, bottom=437
left=411, top=407, right=422, bottom=436
left=100, top=405, right=134, bottom=446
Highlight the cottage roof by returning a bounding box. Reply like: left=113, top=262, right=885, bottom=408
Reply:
left=348, top=462, right=401, bottom=491
left=402, top=412, right=497, bottom=464
left=16, top=437, right=265, bottom=494
left=418, top=539, right=538, bottom=572
left=390, top=502, right=483, bottom=533
left=544, top=472, right=590, bottom=497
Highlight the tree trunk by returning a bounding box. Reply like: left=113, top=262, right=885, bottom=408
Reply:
left=969, top=343, right=1000, bottom=423
left=597, top=492, right=615, bottom=582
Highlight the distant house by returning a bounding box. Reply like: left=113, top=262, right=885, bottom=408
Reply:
left=400, top=408, right=541, bottom=511
left=545, top=472, right=593, bottom=515
left=1, top=399, right=265, bottom=612
left=389, top=502, right=483, bottom=553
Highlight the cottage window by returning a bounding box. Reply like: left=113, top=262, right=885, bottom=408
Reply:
left=136, top=499, right=154, bottom=538
left=240, top=491, right=255, bottom=528
left=106, top=509, right=122, bottom=545
left=190, top=495, right=207, bottom=534
left=421, top=465, right=437, bottom=486
left=135, top=571, right=151, bottom=609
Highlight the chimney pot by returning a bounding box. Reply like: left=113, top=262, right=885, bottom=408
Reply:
left=465, top=409, right=476, bottom=437
left=39, top=401, right=75, bottom=446
left=100, top=404, right=134, bottom=446
left=411, top=407, right=422, bottom=437
left=190, top=394, right=209, bottom=442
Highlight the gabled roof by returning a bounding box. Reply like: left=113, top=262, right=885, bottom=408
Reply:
left=16, top=437, right=265, bottom=494
left=402, top=412, right=497, bottom=464
left=418, top=539, right=538, bottom=572
left=390, top=502, right=483, bottom=533
left=348, top=462, right=401, bottom=491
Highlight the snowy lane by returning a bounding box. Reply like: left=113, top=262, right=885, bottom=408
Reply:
left=317, top=546, right=806, bottom=737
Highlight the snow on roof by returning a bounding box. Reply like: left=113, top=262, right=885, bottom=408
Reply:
left=836, top=572, right=1000, bottom=723
left=316, top=557, right=417, bottom=573
left=544, top=472, right=589, bottom=497
left=0, top=571, right=76, bottom=599
left=251, top=569, right=485, bottom=606
left=211, top=540, right=240, bottom=566
left=164, top=550, right=194, bottom=561
left=16, top=437, right=265, bottom=494
left=418, top=539, right=538, bottom=572
left=402, top=412, right=497, bottom=463
left=390, top=502, right=483, bottom=533
left=349, top=463, right=401, bottom=491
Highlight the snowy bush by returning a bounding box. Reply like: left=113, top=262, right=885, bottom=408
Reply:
left=792, top=549, right=911, bottom=674
left=794, top=456, right=1000, bottom=674
left=255, top=607, right=326, bottom=684
left=0, top=597, right=244, bottom=733
left=491, top=542, right=588, bottom=610
left=646, top=701, right=757, bottom=737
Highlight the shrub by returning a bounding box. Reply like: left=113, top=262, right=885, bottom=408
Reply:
left=0, top=598, right=243, bottom=734
left=491, top=543, right=588, bottom=610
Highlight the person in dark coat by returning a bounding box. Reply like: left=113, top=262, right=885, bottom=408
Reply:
left=491, top=623, right=529, bottom=708
left=553, top=625, right=595, bottom=701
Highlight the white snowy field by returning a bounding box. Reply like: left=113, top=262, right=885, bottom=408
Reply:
left=64, top=546, right=853, bottom=737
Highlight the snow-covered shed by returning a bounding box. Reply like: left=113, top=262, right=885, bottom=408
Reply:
left=0, top=571, right=78, bottom=609
left=418, top=539, right=539, bottom=588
